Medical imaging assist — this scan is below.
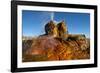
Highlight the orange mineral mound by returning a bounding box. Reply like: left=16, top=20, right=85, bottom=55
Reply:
left=22, top=20, right=90, bottom=62
left=22, top=35, right=90, bottom=62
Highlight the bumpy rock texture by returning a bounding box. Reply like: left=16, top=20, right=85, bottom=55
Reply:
left=22, top=20, right=90, bottom=62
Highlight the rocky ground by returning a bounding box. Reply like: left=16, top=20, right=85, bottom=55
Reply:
left=22, top=35, right=90, bottom=62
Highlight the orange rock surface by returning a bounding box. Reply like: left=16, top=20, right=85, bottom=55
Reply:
left=22, top=35, right=90, bottom=62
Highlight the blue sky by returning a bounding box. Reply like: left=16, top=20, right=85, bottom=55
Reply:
left=22, top=10, right=90, bottom=38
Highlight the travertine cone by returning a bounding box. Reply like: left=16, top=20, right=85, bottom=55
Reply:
left=45, top=20, right=58, bottom=37
left=44, top=20, right=68, bottom=39
left=57, top=20, right=68, bottom=39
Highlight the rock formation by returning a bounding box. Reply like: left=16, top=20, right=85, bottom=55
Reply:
left=45, top=20, right=58, bottom=37
left=22, top=20, right=90, bottom=62
left=57, top=20, right=68, bottom=38
left=44, top=20, right=85, bottom=40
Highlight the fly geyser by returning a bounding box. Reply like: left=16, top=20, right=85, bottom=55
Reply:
left=22, top=20, right=90, bottom=62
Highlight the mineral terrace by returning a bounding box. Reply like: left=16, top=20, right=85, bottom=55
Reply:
left=22, top=20, right=90, bottom=62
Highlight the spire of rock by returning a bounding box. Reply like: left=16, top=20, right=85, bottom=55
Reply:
left=45, top=20, right=58, bottom=37
left=57, top=20, right=68, bottom=39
